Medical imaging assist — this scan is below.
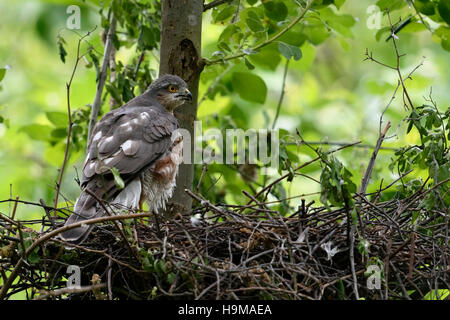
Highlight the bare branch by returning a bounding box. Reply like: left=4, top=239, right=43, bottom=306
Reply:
left=88, top=13, right=117, bottom=141
left=203, top=0, right=234, bottom=11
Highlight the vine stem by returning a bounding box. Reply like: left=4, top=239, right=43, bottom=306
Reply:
left=205, top=0, right=316, bottom=65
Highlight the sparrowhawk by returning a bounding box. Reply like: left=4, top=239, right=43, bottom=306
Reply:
left=60, top=74, right=191, bottom=243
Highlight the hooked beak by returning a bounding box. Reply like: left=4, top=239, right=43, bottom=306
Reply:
left=183, top=88, right=192, bottom=101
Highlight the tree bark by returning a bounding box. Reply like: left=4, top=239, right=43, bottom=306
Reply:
left=159, top=0, right=204, bottom=213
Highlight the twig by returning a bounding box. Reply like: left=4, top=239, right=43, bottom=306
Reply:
left=54, top=28, right=95, bottom=211
left=359, top=121, right=391, bottom=195
left=133, top=52, right=145, bottom=82
left=272, top=59, right=289, bottom=130
left=109, top=37, right=117, bottom=111
left=11, top=197, right=18, bottom=221
left=287, top=140, right=397, bottom=151
left=203, top=0, right=234, bottom=11
left=107, top=253, right=113, bottom=300
left=88, top=12, right=116, bottom=141
left=408, top=231, right=416, bottom=281
left=39, top=199, right=57, bottom=229
left=386, top=10, right=414, bottom=110
left=7, top=196, right=19, bottom=237
left=195, top=164, right=208, bottom=193
left=35, top=283, right=106, bottom=300
left=0, top=198, right=71, bottom=217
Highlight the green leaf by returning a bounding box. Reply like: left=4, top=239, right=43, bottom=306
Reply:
left=423, top=289, right=450, bottom=300
left=244, top=57, right=255, bottom=70
left=46, top=111, right=68, bottom=127
left=438, top=0, right=450, bottom=24
left=277, top=27, right=307, bottom=47
left=110, top=167, right=125, bottom=190
left=214, top=6, right=235, bottom=23
left=51, top=128, right=68, bottom=138
left=28, top=248, right=41, bottom=264
left=106, top=83, right=122, bottom=104
left=218, top=24, right=243, bottom=44
left=400, top=22, right=428, bottom=33
left=246, top=17, right=265, bottom=32
left=19, top=124, right=53, bottom=142
left=334, top=0, right=346, bottom=9
left=435, top=26, right=450, bottom=51
left=376, top=0, right=406, bottom=12
left=436, top=162, right=450, bottom=183
left=0, top=68, right=6, bottom=82
left=302, top=24, right=330, bottom=45
left=278, top=42, right=303, bottom=60
left=375, top=26, right=390, bottom=42
left=121, top=79, right=135, bottom=102
left=231, top=72, right=267, bottom=104
left=263, top=1, right=288, bottom=22
left=167, top=272, right=176, bottom=284
left=416, top=1, right=436, bottom=16
left=57, top=35, right=67, bottom=64
left=218, top=41, right=232, bottom=52
left=88, top=51, right=101, bottom=81
left=319, top=8, right=355, bottom=38
left=138, top=26, right=156, bottom=50
left=248, top=43, right=282, bottom=70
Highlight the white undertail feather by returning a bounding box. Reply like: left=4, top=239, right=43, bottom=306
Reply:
left=111, top=178, right=142, bottom=213
left=113, top=132, right=182, bottom=213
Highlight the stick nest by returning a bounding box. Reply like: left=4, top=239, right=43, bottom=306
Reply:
left=0, top=185, right=448, bottom=300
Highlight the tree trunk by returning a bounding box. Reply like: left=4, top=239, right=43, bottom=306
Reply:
left=159, top=0, right=203, bottom=214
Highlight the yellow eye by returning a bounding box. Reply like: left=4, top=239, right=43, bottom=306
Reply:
left=168, top=85, right=178, bottom=93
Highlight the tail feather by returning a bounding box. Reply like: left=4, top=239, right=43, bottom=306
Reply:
left=60, top=177, right=142, bottom=243
left=59, top=192, right=100, bottom=243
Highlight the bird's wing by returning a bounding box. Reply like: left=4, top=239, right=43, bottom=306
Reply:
left=60, top=106, right=178, bottom=243
left=82, top=106, right=178, bottom=190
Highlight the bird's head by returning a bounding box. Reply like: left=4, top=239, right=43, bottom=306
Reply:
left=147, top=74, right=192, bottom=112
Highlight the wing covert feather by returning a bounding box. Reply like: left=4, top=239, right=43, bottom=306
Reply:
left=81, top=106, right=178, bottom=187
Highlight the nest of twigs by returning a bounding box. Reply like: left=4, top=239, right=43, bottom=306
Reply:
left=0, top=183, right=448, bottom=300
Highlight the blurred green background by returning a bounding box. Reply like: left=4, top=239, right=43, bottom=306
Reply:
left=0, top=0, right=448, bottom=221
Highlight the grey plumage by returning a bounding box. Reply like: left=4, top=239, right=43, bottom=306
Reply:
left=60, top=75, right=191, bottom=243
